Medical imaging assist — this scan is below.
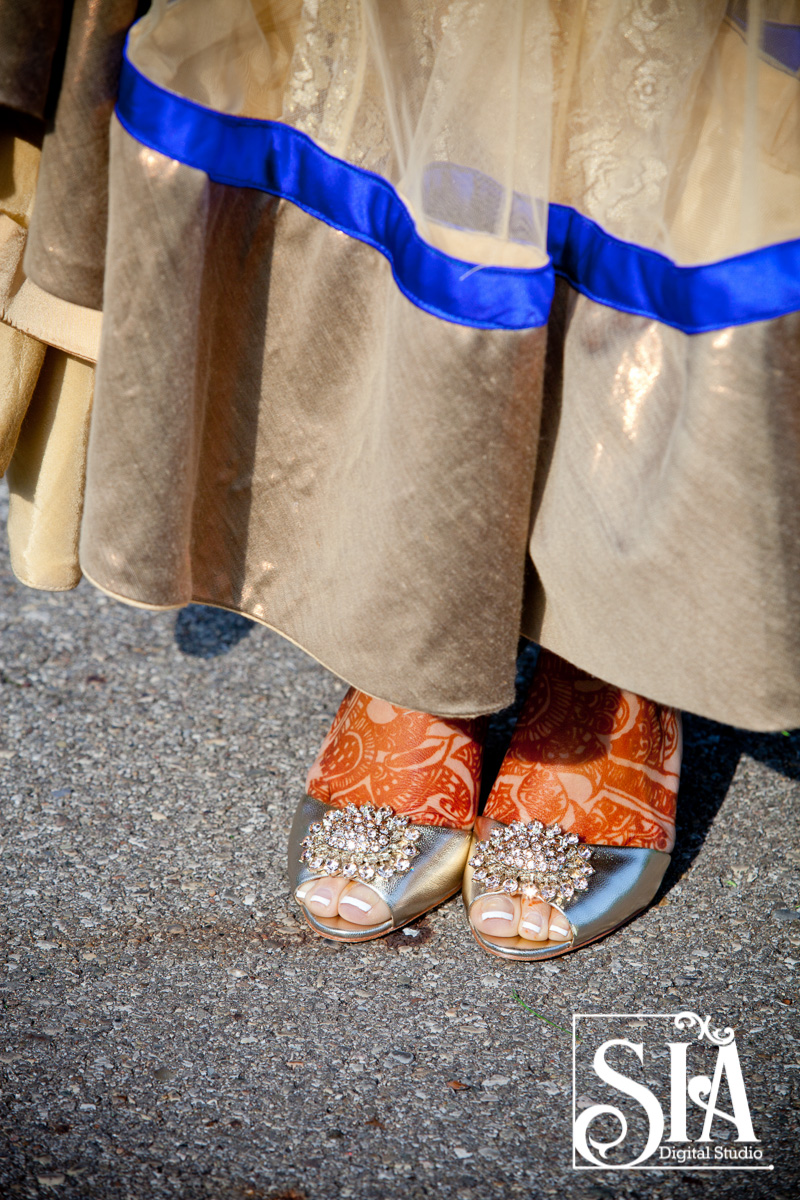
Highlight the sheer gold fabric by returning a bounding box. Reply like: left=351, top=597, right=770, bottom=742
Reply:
left=131, top=0, right=800, bottom=265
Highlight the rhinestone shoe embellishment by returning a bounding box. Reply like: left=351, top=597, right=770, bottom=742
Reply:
left=468, top=820, right=594, bottom=906
left=300, top=802, right=422, bottom=885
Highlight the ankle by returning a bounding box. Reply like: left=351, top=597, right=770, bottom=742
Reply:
left=306, top=688, right=487, bottom=829
left=484, top=654, right=680, bottom=852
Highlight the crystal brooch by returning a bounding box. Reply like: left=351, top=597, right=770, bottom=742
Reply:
left=468, top=820, right=594, bottom=907
left=300, top=802, right=422, bottom=885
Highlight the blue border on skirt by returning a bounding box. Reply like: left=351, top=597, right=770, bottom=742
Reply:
left=116, top=47, right=800, bottom=334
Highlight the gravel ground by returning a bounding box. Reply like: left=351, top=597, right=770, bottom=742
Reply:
left=0, top=481, right=798, bottom=1200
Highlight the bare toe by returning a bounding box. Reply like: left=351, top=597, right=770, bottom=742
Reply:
left=517, top=900, right=552, bottom=941
left=547, top=907, right=572, bottom=943
left=337, top=882, right=391, bottom=926
left=297, top=875, right=348, bottom=919
left=470, top=893, right=521, bottom=938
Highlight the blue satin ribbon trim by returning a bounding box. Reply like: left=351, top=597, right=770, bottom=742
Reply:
left=116, top=48, right=800, bottom=334
left=547, top=204, right=800, bottom=335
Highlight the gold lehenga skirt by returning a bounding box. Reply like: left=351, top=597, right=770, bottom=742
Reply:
left=2, top=0, right=800, bottom=730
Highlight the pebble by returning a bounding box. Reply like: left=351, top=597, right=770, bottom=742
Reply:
left=773, top=908, right=800, bottom=923
left=482, top=1075, right=510, bottom=1089
left=168, top=924, right=187, bottom=935
left=154, top=1067, right=177, bottom=1082
left=389, top=1050, right=414, bottom=1064
left=37, top=1175, right=65, bottom=1187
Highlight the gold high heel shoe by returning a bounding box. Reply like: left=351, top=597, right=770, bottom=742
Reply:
left=288, top=796, right=473, bottom=942
left=462, top=815, right=670, bottom=961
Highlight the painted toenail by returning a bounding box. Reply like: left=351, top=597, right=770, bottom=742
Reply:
left=549, top=917, right=570, bottom=938
left=479, top=909, right=515, bottom=923
left=295, top=885, right=310, bottom=902
left=307, top=888, right=336, bottom=909
left=520, top=915, right=543, bottom=936
left=339, top=895, right=374, bottom=914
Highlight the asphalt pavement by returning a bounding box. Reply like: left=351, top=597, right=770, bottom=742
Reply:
left=0, top=480, right=798, bottom=1200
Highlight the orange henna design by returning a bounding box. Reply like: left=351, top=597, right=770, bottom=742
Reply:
left=485, top=650, right=680, bottom=852
left=306, top=688, right=486, bottom=829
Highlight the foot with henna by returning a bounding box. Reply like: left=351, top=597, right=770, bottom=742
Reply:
left=295, top=687, right=486, bottom=934
left=468, top=649, right=681, bottom=949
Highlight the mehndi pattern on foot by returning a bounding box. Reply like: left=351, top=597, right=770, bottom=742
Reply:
left=468, top=650, right=681, bottom=954
left=484, top=650, right=680, bottom=850
left=293, top=687, right=486, bottom=938
left=306, top=687, right=484, bottom=827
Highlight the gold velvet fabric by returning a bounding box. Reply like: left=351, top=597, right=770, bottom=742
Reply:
left=6, top=345, right=94, bottom=591
left=0, top=312, right=94, bottom=594
left=23, top=0, right=143, bottom=311
left=0, top=320, right=45, bottom=475
left=0, top=0, right=66, bottom=121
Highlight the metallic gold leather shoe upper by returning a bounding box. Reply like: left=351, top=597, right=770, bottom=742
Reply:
left=463, top=816, right=671, bottom=960
left=289, top=796, right=473, bottom=941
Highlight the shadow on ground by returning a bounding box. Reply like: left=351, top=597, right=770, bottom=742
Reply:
left=174, top=604, right=254, bottom=659
left=664, top=715, right=800, bottom=896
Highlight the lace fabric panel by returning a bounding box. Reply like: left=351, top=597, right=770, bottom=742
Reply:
left=551, top=0, right=726, bottom=254
left=283, top=0, right=386, bottom=168
left=550, top=0, right=800, bottom=261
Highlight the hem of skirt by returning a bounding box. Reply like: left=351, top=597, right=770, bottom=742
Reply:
left=9, top=561, right=83, bottom=593
left=0, top=216, right=102, bottom=362
left=80, top=566, right=514, bottom=719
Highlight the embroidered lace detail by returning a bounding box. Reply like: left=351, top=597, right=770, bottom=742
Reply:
left=553, top=1, right=724, bottom=248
